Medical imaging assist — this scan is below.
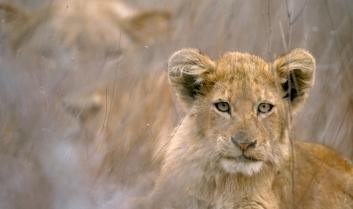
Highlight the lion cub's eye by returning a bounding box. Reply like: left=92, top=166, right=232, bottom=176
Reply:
left=215, top=102, right=230, bottom=113
left=257, top=103, right=274, bottom=114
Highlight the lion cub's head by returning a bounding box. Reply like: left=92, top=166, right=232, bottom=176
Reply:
left=168, top=48, right=315, bottom=176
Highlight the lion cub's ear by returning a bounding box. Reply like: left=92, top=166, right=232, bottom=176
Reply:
left=168, top=48, right=216, bottom=108
left=273, top=48, right=315, bottom=111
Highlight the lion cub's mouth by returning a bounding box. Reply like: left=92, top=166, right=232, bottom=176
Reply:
left=223, top=154, right=259, bottom=162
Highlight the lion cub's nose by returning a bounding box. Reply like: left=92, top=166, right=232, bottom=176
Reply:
left=231, top=131, right=257, bottom=151
left=235, top=141, right=257, bottom=151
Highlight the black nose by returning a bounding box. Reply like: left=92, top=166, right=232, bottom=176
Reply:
left=231, top=131, right=257, bottom=151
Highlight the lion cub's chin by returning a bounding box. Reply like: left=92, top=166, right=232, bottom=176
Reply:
left=220, top=159, right=264, bottom=176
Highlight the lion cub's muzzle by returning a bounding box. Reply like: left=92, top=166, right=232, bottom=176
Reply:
left=231, top=131, right=257, bottom=152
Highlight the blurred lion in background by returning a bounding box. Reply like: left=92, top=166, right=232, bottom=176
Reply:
left=0, top=0, right=173, bottom=208
left=0, top=0, right=170, bottom=58
left=139, top=48, right=353, bottom=209
left=63, top=72, right=177, bottom=184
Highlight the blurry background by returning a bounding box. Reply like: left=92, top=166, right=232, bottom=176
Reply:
left=0, top=0, right=352, bottom=209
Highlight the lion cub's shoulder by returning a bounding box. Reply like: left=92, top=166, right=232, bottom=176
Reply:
left=295, top=141, right=353, bottom=173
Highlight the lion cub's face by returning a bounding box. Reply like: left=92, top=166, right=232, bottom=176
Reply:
left=168, top=48, right=315, bottom=176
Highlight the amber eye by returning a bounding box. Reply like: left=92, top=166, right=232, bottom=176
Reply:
left=215, top=102, right=230, bottom=113
left=257, top=103, right=274, bottom=114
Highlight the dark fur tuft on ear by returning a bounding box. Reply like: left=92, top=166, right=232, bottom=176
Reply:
left=273, top=48, right=315, bottom=111
left=168, top=48, right=215, bottom=108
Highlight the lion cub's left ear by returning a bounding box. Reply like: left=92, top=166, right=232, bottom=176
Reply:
left=273, top=48, right=315, bottom=111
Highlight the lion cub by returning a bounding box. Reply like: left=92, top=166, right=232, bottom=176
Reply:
left=144, top=49, right=353, bottom=209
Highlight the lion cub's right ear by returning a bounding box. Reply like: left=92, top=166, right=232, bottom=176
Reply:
left=168, top=48, right=216, bottom=108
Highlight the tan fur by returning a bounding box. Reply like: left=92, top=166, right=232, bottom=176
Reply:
left=0, top=0, right=170, bottom=55
left=63, top=72, right=177, bottom=185
left=143, top=48, right=353, bottom=209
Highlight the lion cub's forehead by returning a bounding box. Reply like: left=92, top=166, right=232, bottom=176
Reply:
left=211, top=52, right=277, bottom=99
